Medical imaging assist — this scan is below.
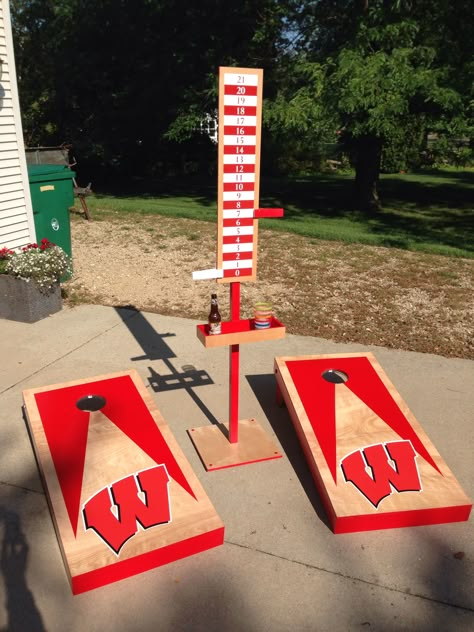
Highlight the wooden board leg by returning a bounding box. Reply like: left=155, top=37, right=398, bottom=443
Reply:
left=79, top=194, right=92, bottom=221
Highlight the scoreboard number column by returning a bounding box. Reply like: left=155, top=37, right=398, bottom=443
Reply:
left=217, top=67, right=263, bottom=283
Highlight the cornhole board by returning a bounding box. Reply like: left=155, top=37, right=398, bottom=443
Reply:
left=274, top=353, right=472, bottom=534
left=23, top=370, right=224, bottom=594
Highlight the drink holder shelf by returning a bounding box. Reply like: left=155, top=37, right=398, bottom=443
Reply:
left=196, top=317, right=285, bottom=348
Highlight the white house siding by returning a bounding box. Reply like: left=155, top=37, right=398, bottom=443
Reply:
left=0, top=0, right=35, bottom=250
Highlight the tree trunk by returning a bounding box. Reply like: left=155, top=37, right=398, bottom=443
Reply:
left=354, top=135, right=383, bottom=212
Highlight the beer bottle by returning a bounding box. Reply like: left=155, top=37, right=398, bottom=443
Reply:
left=208, top=293, right=222, bottom=335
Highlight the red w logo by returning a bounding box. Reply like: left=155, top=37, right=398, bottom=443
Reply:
left=82, top=465, right=171, bottom=555
left=340, top=440, right=422, bottom=509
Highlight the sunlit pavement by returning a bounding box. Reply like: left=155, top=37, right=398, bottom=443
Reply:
left=0, top=305, right=473, bottom=631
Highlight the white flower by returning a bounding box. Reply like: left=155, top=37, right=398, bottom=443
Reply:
left=6, top=244, right=71, bottom=292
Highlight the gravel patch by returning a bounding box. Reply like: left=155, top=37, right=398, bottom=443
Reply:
left=65, top=215, right=474, bottom=359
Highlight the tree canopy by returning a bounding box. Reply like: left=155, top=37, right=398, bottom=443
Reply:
left=267, top=0, right=473, bottom=209
left=11, top=0, right=473, bottom=205
left=12, top=0, right=288, bottom=178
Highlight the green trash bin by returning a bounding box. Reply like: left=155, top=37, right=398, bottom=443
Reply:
left=27, top=164, right=75, bottom=279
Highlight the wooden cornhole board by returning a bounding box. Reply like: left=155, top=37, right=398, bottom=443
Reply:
left=23, top=370, right=224, bottom=594
left=274, top=353, right=472, bottom=533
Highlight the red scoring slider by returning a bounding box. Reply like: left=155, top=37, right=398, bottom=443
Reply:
left=253, top=208, right=284, bottom=218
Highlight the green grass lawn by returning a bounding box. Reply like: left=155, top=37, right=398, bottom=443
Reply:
left=81, top=169, right=474, bottom=258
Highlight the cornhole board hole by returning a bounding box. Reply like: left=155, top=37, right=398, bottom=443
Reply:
left=23, top=370, right=224, bottom=594
left=274, top=353, right=472, bottom=534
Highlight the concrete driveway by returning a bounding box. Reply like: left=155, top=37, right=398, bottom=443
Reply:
left=0, top=305, right=472, bottom=631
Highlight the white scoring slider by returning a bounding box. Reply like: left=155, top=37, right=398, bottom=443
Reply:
left=192, top=268, right=224, bottom=281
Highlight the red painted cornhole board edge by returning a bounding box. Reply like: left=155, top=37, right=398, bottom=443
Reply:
left=72, top=526, right=224, bottom=594
left=22, top=369, right=225, bottom=593
left=274, top=353, right=472, bottom=533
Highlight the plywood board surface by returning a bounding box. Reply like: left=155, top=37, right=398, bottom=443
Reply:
left=23, top=370, right=224, bottom=593
left=274, top=353, right=472, bottom=533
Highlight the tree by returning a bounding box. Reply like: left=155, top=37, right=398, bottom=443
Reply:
left=10, top=0, right=58, bottom=145
left=276, top=0, right=473, bottom=211
left=262, top=60, right=334, bottom=174
left=12, top=0, right=289, bottom=180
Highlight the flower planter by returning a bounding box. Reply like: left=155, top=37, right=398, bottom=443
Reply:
left=0, top=275, right=62, bottom=323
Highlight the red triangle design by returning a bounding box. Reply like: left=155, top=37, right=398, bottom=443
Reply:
left=35, top=375, right=196, bottom=536
left=285, top=357, right=441, bottom=484
left=340, top=357, right=441, bottom=474
left=286, top=360, right=337, bottom=482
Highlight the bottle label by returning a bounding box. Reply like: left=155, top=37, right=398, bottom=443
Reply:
left=209, top=322, right=222, bottom=335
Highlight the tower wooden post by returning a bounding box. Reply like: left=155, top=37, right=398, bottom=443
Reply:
left=189, top=67, right=285, bottom=470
